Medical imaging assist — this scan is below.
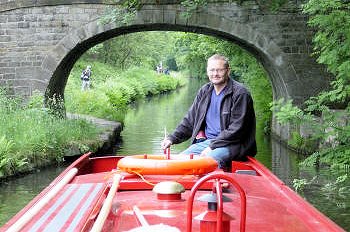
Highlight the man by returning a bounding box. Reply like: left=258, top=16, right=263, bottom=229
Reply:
left=161, top=54, right=256, bottom=169
left=81, top=65, right=92, bottom=91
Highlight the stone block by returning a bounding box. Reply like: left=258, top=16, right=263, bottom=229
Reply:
left=41, top=54, right=58, bottom=74
left=0, top=35, right=11, bottom=42
left=163, top=9, right=176, bottom=24
left=61, top=35, right=79, bottom=51
left=4, top=73, right=15, bottom=80
left=0, top=62, right=8, bottom=67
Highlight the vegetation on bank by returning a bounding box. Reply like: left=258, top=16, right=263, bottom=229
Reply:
left=271, top=0, right=350, bottom=192
left=65, top=60, right=186, bottom=122
left=0, top=89, right=102, bottom=178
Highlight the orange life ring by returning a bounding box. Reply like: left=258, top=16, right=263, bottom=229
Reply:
left=117, top=154, right=218, bottom=175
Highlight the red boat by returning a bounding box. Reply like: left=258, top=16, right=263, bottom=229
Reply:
left=1, top=152, right=345, bottom=232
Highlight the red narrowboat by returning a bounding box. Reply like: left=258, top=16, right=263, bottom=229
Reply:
left=1, top=152, right=345, bottom=232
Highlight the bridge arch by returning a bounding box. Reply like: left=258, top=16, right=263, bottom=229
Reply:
left=44, top=16, right=287, bottom=105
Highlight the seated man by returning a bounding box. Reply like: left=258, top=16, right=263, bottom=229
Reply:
left=161, top=54, right=257, bottom=169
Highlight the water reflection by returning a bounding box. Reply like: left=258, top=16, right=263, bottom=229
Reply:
left=271, top=137, right=301, bottom=186
left=0, top=164, right=67, bottom=226
left=116, top=78, right=206, bottom=155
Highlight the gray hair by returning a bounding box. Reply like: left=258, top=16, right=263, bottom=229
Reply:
left=207, top=54, right=229, bottom=68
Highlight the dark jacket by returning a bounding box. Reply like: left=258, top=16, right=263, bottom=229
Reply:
left=168, top=78, right=257, bottom=161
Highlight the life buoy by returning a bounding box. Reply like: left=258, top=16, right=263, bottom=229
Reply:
left=117, top=154, right=218, bottom=175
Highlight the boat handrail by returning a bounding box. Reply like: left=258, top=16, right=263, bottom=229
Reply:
left=186, top=172, right=247, bottom=232
left=90, top=174, right=122, bottom=232
left=5, top=167, right=78, bottom=232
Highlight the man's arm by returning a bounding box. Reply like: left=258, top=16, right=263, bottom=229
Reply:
left=167, top=88, right=205, bottom=145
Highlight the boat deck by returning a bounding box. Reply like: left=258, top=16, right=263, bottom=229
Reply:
left=1, top=155, right=344, bottom=232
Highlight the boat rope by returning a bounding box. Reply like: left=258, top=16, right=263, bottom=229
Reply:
left=131, top=171, right=156, bottom=186
left=103, top=169, right=122, bottom=180
left=105, top=168, right=198, bottom=187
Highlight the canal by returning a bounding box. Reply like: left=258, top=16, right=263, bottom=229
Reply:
left=0, top=78, right=349, bottom=230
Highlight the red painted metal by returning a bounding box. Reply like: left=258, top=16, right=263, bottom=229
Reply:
left=196, top=210, right=232, bottom=232
left=186, top=172, right=247, bottom=232
left=156, top=193, right=182, bottom=200
left=1, top=153, right=346, bottom=232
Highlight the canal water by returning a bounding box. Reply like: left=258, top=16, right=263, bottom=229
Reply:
left=0, top=78, right=349, bottom=230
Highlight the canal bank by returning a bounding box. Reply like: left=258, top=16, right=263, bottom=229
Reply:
left=66, top=113, right=122, bottom=156
left=0, top=113, right=122, bottom=183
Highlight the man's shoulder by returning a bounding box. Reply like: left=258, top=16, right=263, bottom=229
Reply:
left=197, top=82, right=212, bottom=94
left=228, top=79, right=250, bottom=95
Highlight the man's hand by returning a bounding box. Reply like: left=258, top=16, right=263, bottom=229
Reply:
left=200, top=147, right=212, bottom=156
left=161, top=139, right=172, bottom=150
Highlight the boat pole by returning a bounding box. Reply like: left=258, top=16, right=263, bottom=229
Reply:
left=6, top=167, right=78, bottom=232
left=90, top=174, right=122, bottom=232
left=164, top=127, right=170, bottom=159
left=133, top=206, right=150, bottom=227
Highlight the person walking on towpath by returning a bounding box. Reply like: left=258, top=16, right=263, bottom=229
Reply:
left=161, top=54, right=257, bottom=169
left=81, top=65, right=92, bottom=91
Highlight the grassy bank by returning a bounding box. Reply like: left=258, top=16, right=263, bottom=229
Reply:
left=65, top=60, right=187, bottom=122
left=0, top=90, right=102, bottom=178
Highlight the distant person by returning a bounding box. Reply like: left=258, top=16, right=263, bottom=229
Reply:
left=156, top=65, right=161, bottom=74
left=164, top=68, right=170, bottom=75
left=161, top=54, right=257, bottom=169
left=81, top=65, right=92, bottom=91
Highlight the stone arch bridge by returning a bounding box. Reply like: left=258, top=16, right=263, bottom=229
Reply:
left=0, top=0, right=330, bottom=138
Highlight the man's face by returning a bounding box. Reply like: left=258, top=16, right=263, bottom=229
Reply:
left=206, top=59, right=230, bottom=86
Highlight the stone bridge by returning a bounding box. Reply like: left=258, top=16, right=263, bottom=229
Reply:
left=0, top=0, right=331, bottom=139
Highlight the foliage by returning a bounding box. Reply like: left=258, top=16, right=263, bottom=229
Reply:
left=272, top=98, right=350, bottom=157
left=99, top=0, right=141, bottom=26
left=269, top=0, right=350, bottom=170
left=270, top=99, right=308, bottom=124
left=180, top=0, right=208, bottom=19
left=321, top=174, right=349, bottom=195
left=293, top=177, right=317, bottom=193
left=301, top=145, right=350, bottom=171
left=65, top=60, right=186, bottom=122
left=302, top=0, right=350, bottom=108
left=0, top=90, right=101, bottom=177
left=84, top=32, right=178, bottom=72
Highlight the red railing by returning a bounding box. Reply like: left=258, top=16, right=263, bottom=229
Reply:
left=186, top=172, right=247, bottom=232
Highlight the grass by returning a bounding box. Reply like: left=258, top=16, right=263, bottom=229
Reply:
left=0, top=90, right=101, bottom=178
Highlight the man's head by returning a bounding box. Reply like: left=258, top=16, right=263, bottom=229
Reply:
left=87, top=65, right=91, bottom=69
left=207, top=54, right=230, bottom=87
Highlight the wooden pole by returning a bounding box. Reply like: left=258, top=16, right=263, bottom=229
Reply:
left=6, top=168, right=78, bottom=232
left=90, top=174, right=122, bottom=232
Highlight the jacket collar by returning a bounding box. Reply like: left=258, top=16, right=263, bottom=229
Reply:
left=206, top=78, right=235, bottom=96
